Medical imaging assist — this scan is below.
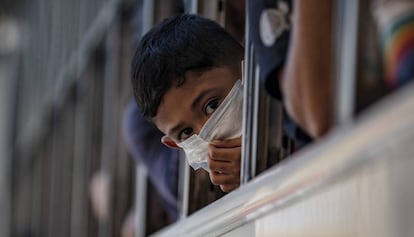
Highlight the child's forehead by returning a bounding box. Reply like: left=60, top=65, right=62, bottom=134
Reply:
left=177, top=69, right=215, bottom=87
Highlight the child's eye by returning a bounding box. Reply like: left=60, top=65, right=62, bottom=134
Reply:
left=179, top=127, right=194, bottom=141
left=204, top=99, right=219, bottom=115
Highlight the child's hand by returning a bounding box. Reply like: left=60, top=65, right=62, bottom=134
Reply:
left=208, top=137, right=241, bottom=193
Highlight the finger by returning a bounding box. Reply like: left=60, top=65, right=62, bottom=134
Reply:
left=208, top=158, right=240, bottom=174
left=209, top=172, right=240, bottom=187
left=220, top=183, right=239, bottom=193
left=210, top=136, right=242, bottom=148
left=208, top=145, right=241, bottom=163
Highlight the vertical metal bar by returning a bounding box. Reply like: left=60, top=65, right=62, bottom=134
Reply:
left=241, top=42, right=255, bottom=184
left=217, top=0, right=226, bottom=26
left=178, top=152, right=190, bottom=219
left=135, top=0, right=155, bottom=233
left=191, top=0, right=199, bottom=14
left=242, top=0, right=275, bottom=182
left=267, top=100, right=284, bottom=163
left=177, top=0, right=195, bottom=219
left=334, top=0, right=360, bottom=124
left=199, top=0, right=220, bottom=21
left=0, top=19, right=20, bottom=237
left=61, top=104, right=76, bottom=237
left=183, top=0, right=197, bottom=13
left=249, top=62, right=273, bottom=177
left=250, top=67, right=261, bottom=176
left=142, top=0, right=155, bottom=34
left=47, top=111, right=60, bottom=237
left=70, top=81, right=90, bottom=237
left=0, top=55, right=10, bottom=237
left=98, top=16, right=121, bottom=237
left=252, top=66, right=272, bottom=175
left=241, top=2, right=252, bottom=183
left=134, top=164, right=148, bottom=237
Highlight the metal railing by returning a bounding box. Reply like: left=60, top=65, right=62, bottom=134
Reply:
left=5, top=1, right=136, bottom=237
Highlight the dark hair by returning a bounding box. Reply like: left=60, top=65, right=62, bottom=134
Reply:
left=131, top=14, right=244, bottom=120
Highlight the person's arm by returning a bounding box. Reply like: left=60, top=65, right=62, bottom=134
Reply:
left=281, top=0, right=334, bottom=138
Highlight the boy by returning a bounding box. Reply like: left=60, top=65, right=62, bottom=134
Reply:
left=131, top=14, right=244, bottom=192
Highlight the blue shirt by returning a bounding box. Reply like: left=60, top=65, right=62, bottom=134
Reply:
left=123, top=100, right=179, bottom=220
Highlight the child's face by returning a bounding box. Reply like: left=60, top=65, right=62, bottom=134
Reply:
left=153, top=66, right=240, bottom=149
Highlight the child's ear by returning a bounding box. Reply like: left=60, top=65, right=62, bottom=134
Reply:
left=161, top=136, right=182, bottom=150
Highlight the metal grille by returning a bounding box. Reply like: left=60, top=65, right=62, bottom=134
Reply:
left=2, top=0, right=137, bottom=236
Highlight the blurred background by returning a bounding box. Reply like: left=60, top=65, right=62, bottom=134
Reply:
left=0, top=0, right=144, bottom=236
left=0, top=0, right=243, bottom=236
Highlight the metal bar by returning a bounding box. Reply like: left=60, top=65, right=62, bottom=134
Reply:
left=250, top=67, right=261, bottom=176
left=178, top=152, right=190, bottom=219
left=241, top=42, right=254, bottom=184
left=240, top=6, right=251, bottom=184
left=267, top=100, right=284, bottom=164
left=191, top=0, right=199, bottom=14
left=252, top=65, right=273, bottom=175
left=0, top=18, right=21, bottom=237
left=70, top=78, right=91, bottom=237
left=334, top=0, right=360, bottom=124
left=98, top=14, right=121, bottom=237
left=199, top=0, right=221, bottom=21
left=47, top=112, right=60, bottom=237
left=135, top=164, right=148, bottom=237
left=133, top=0, right=155, bottom=234
left=60, top=105, right=76, bottom=237
left=241, top=0, right=275, bottom=183
left=142, top=0, right=155, bottom=33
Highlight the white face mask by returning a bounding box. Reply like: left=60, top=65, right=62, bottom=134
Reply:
left=177, top=80, right=243, bottom=171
